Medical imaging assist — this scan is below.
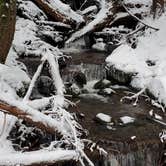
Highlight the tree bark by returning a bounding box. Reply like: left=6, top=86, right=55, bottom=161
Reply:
left=0, top=0, right=16, bottom=64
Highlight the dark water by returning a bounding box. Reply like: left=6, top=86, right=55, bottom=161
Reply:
left=70, top=89, right=164, bottom=166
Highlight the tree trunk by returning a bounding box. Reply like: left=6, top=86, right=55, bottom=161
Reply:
left=0, top=0, right=16, bottom=64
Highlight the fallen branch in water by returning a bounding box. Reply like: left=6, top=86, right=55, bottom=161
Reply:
left=120, top=87, right=146, bottom=106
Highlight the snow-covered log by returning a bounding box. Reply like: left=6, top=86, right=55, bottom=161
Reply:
left=32, top=0, right=84, bottom=25
left=0, top=149, right=78, bottom=165
left=0, top=96, right=67, bottom=135
left=66, top=0, right=114, bottom=43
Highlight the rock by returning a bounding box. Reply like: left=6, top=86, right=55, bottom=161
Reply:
left=73, top=72, right=87, bottom=88
left=58, top=57, right=67, bottom=70
left=94, top=79, right=111, bottom=89
left=0, top=64, right=30, bottom=97
left=92, top=38, right=106, bottom=51
left=68, top=83, right=81, bottom=98
left=95, top=113, right=112, bottom=124
left=105, top=43, right=120, bottom=54
left=37, top=75, right=54, bottom=96
left=106, top=65, right=135, bottom=85
left=120, top=116, right=135, bottom=124
left=98, top=88, right=116, bottom=96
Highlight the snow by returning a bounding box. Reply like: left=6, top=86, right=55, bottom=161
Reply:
left=0, top=64, right=30, bottom=92
left=96, top=113, right=111, bottom=123
left=92, top=38, right=106, bottom=51
left=81, top=5, right=97, bottom=15
left=120, top=116, right=135, bottom=124
left=0, top=66, right=27, bottom=156
left=0, top=149, right=78, bottom=165
left=131, top=136, right=136, bottom=140
left=18, top=1, right=47, bottom=21
left=106, top=13, right=166, bottom=106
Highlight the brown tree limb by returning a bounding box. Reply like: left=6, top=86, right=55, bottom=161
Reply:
left=0, top=97, right=65, bottom=135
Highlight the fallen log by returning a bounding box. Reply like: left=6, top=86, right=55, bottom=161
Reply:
left=0, top=96, right=65, bottom=135
left=32, top=0, right=84, bottom=26
left=66, top=0, right=115, bottom=43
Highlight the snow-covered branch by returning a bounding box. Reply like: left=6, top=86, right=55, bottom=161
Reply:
left=0, top=149, right=78, bottom=166
left=66, top=0, right=114, bottom=43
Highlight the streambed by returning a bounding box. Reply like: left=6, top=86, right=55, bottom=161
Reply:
left=18, top=50, right=165, bottom=166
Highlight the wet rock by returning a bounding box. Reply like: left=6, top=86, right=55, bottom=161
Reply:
left=105, top=43, right=120, bottom=54
left=37, top=75, right=54, bottom=96
left=73, top=72, right=87, bottom=88
left=95, top=113, right=112, bottom=124
left=106, top=65, right=135, bottom=85
left=98, top=88, right=115, bottom=96
left=58, top=57, right=67, bottom=70
left=94, top=79, right=112, bottom=89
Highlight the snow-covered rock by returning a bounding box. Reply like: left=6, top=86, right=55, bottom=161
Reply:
left=96, top=113, right=111, bottom=123
left=0, top=64, right=30, bottom=93
left=120, top=116, right=135, bottom=124
left=147, top=76, right=166, bottom=105
left=92, top=38, right=106, bottom=51
left=106, top=14, right=166, bottom=106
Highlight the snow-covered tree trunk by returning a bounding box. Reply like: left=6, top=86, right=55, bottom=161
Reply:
left=32, top=0, right=84, bottom=26
left=0, top=0, right=16, bottom=64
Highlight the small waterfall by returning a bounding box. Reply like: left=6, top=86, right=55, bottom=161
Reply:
left=90, top=140, right=162, bottom=166
left=62, top=63, right=106, bottom=83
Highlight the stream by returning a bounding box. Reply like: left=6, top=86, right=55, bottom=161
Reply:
left=19, top=50, right=165, bottom=166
